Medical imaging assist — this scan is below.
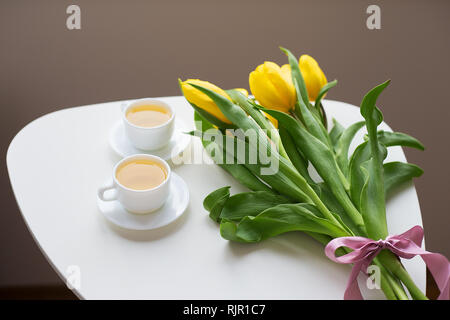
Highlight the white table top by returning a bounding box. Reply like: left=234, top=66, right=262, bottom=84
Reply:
left=6, top=97, right=425, bottom=299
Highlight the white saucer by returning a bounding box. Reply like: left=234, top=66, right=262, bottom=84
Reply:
left=97, top=173, right=189, bottom=230
left=109, top=119, right=191, bottom=160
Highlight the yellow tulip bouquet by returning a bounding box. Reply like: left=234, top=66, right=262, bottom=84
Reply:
left=179, top=47, right=449, bottom=300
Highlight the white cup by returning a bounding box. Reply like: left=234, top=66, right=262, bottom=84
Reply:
left=98, top=154, right=172, bottom=214
left=122, top=98, right=175, bottom=150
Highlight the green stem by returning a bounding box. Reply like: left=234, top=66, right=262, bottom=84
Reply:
left=379, top=270, right=398, bottom=300
left=292, top=102, right=304, bottom=125
left=307, top=234, right=407, bottom=300
left=282, top=162, right=343, bottom=228
left=336, top=162, right=350, bottom=192
left=378, top=250, right=428, bottom=300
left=387, top=274, right=409, bottom=300
left=295, top=103, right=363, bottom=233
left=277, top=141, right=290, bottom=159
left=338, top=196, right=366, bottom=235
left=279, top=126, right=313, bottom=184
left=318, top=101, right=328, bottom=130
left=373, top=259, right=409, bottom=300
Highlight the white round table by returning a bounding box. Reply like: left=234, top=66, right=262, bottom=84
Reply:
left=6, top=97, right=425, bottom=299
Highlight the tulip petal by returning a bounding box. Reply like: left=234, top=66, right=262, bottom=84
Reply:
left=299, top=55, right=328, bottom=101
left=249, top=69, right=284, bottom=111
left=280, top=64, right=297, bottom=108
left=249, top=63, right=294, bottom=113
left=262, top=61, right=294, bottom=108
left=181, top=79, right=232, bottom=123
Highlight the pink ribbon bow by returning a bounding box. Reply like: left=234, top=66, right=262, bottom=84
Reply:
left=325, top=225, right=450, bottom=300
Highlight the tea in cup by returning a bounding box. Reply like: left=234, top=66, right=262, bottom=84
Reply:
left=98, top=154, right=171, bottom=214
left=122, top=99, right=175, bottom=150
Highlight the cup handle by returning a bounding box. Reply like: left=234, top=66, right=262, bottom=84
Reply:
left=98, top=180, right=118, bottom=201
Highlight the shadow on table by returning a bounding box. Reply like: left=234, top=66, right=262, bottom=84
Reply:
left=225, top=231, right=328, bottom=262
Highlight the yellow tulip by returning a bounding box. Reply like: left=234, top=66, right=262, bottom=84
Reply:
left=180, top=79, right=232, bottom=124
left=299, top=54, right=327, bottom=101
left=249, top=61, right=296, bottom=113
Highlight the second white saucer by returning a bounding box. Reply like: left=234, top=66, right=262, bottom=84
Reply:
left=109, top=119, right=191, bottom=160
left=97, top=172, right=189, bottom=231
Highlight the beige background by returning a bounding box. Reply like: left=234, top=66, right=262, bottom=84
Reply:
left=1, top=0, right=449, bottom=294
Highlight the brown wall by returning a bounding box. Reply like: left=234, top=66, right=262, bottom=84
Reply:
left=1, top=0, right=449, bottom=289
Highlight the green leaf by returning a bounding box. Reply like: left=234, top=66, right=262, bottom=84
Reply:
left=194, top=101, right=331, bottom=222
left=219, top=163, right=274, bottom=193
left=315, top=80, right=338, bottom=109
left=226, top=89, right=273, bottom=132
left=261, top=108, right=364, bottom=231
left=260, top=109, right=338, bottom=189
left=293, top=75, right=332, bottom=148
left=316, top=183, right=359, bottom=235
left=203, top=186, right=231, bottom=222
left=232, top=203, right=349, bottom=242
left=188, top=83, right=260, bottom=133
left=280, top=47, right=310, bottom=108
left=335, top=121, right=365, bottom=176
left=281, top=47, right=326, bottom=128
left=330, top=212, right=355, bottom=237
left=279, top=126, right=312, bottom=183
left=227, top=90, right=291, bottom=160
left=360, top=81, right=390, bottom=138
left=209, top=195, right=230, bottom=222
left=194, top=110, right=214, bottom=131
left=330, top=119, right=345, bottom=150
left=179, top=78, right=235, bottom=129
left=349, top=142, right=373, bottom=208
left=360, top=158, right=387, bottom=239
left=280, top=49, right=330, bottom=148
left=203, top=186, right=230, bottom=212
left=190, top=102, right=236, bottom=129
left=194, top=127, right=311, bottom=203
left=190, top=83, right=282, bottom=175
left=378, top=131, right=425, bottom=150
left=220, top=191, right=292, bottom=221
left=220, top=220, right=246, bottom=242
left=194, top=112, right=273, bottom=193
left=384, top=162, right=423, bottom=196
left=359, top=80, right=391, bottom=240
left=349, top=129, right=422, bottom=209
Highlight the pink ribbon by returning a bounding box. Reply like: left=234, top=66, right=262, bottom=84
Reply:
left=325, top=225, right=450, bottom=300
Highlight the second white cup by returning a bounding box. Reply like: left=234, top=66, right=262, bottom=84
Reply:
left=122, top=98, right=175, bottom=150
